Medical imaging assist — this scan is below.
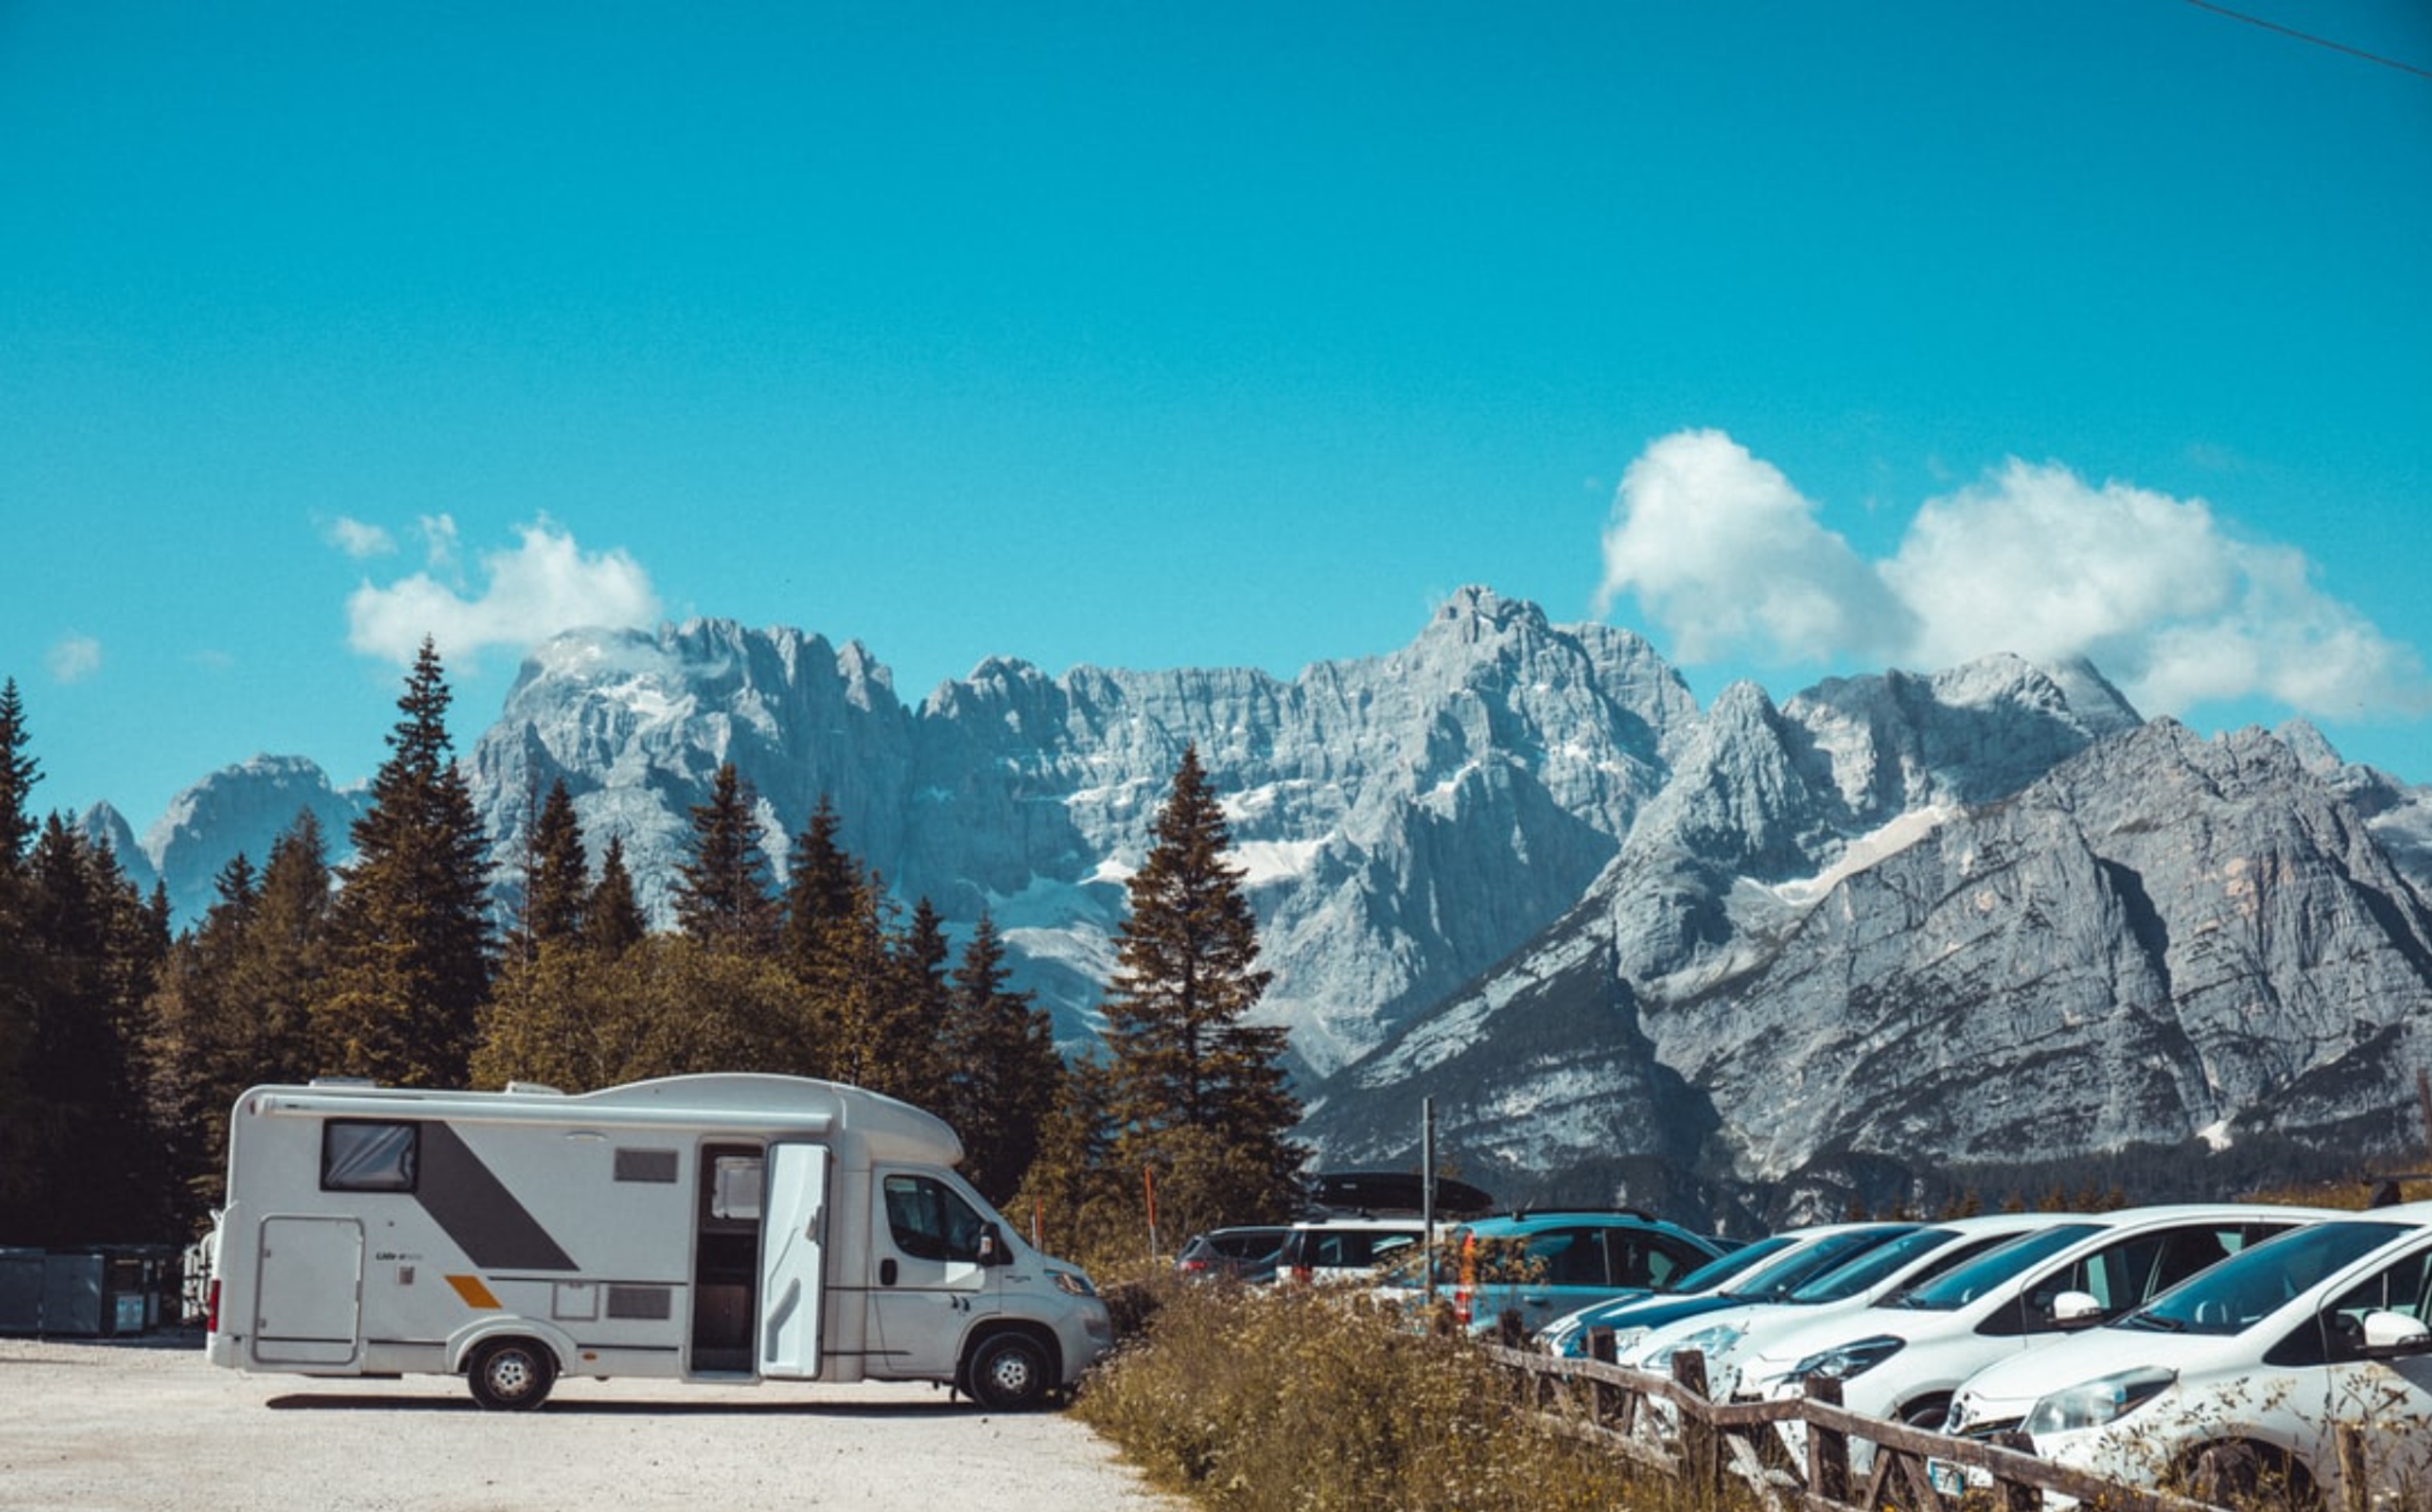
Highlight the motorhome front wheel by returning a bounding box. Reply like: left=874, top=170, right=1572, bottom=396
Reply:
left=967, top=1333, right=1051, bottom=1411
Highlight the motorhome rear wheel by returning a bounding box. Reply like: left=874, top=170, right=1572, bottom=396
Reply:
left=468, top=1337, right=558, bottom=1411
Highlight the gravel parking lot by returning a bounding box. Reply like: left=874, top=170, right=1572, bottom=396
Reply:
left=0, top=1333, right=1182, bottom=1512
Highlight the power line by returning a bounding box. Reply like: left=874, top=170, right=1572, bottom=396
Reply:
left=2179, top=0, right=2432, bottom=81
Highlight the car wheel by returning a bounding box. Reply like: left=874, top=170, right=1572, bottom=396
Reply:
left=1897, top=1393, right=1951, bottom=1430
left=966, top=1331, right=1052, bottom=1411
left=467, top=1337, right=557, bottom=1411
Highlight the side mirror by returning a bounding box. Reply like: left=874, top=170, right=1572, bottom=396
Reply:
left=978, top=1226, right=1007, bottom=1266
left=2362, top=1310, right=2432, bottom=1358
left=2050, top=1290, right=2105, bottom=1329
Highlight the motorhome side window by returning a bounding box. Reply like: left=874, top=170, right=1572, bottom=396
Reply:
left=710, top=1154, right=763, bottom=1222
left=882, top=1173, right=986, bottom=1262
left=321, top=1120, right=418, bottom=1193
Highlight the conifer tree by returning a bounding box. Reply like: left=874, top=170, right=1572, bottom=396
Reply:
left=585, top=833, right=647, bottom=956
left=0, top=678, right=38, bottom=870
left=781, top=795, right=860, bottom=969
left=481, top=781, right=613, bottom=1091
left=3, top=817, right=165, bottom=1243
left=941, top=912, right=1062, bottom=1205
left=513, top=776, right=589, bottom=954
left=242, top=812, right=332, bottom=1086
left=1011, top=1055, right=1131, bottom=1267
left=886, top=896, right=954, bottom=1111
left=316, top=638, right=493, bottom=1087
left=672, top=762, right=781, bottom=954
left=1101, top=744, right=1303, bottom=1230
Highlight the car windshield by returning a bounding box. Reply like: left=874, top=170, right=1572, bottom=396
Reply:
left=2119, top=1220, right=2405, bottom=1336
left=1721, top=1226, right=1918, bottom=1303
left=1665, top=1235, right=1796, bottom=1295
left=1888, top=1223, right=2102, bottom=1311
left=1787, top=1225, right=1962, bottom=1304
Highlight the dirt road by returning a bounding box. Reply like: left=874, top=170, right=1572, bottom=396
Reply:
left=0, top=1334, right=1183, bottom=1512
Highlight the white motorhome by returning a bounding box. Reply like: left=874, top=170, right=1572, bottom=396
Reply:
left=205, top=1073, right=1112, bottom=1411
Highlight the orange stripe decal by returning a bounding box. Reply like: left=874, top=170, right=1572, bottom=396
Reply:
left=445, top=1274, right=502, bottom=1310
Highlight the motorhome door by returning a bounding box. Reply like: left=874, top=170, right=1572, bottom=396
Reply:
left=756, top=1142, right=829, bottom=1379
left=251, top=1216, right=364, bottom=1366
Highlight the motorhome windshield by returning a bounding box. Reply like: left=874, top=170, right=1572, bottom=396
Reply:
left=2121, top=1220, right=2404, bottom=1337
left=1889, top=1222, right=2101, bottom=1311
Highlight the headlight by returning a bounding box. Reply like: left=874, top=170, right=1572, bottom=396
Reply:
left=1641, top=1323, right=1743, bottom=1372
left=1051, top=1270, right=1096, bottom=1298
left=1788, top=1333, right=1905, bottom=1383
left=2024, top=1368, right=2174, bottom=1437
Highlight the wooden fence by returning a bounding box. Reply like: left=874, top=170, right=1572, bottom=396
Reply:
left=1485, top=1343, right=2374, bottom=1512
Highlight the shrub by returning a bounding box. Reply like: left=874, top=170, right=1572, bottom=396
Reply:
left=1075, top=1277, right=1733, bottom=1512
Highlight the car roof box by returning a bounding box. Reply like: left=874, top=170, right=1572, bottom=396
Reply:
left=1307, top=1171, right=1495, bottom=1218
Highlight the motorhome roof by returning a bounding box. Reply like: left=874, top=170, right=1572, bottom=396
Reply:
left=241, top=1072, right=962, bottom=1160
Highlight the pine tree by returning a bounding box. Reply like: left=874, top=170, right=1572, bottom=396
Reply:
left=316, top=638, right=494, bottom=1087
left=1011, top=1055, right=1130, bottom=1266
left=515, top=776, right=589, bottom=953
left=147, top=819, right=325, bottom=1232
left=885, top=896, right=954, bottom=1112
left=585, top=833, right=647, bottom=955
left=0, top=678, right=39, bottom=870
left=243, top=812, right=332, bottom=1086
left=2, top=817, right=165, bottom=1243
left=479, top=779, right=600, bottom=1091
left=1100, top=744, right=1303, bottom=1231
left=780, top=795, right=860, bottom=969
left=941, top=912, right=1062, bottom=1205
left=672, top=762, right=780, bottom=954
left=0, top=688, right=39, bottom=1217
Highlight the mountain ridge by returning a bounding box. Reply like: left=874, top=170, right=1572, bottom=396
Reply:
left=83, top=587, right=2432, bottom=1216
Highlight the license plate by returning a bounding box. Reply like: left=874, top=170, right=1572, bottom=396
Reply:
left=1926, top=1458, right=1966, bottom=1498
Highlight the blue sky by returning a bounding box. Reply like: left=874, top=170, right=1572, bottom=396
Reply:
left=5, top=1, right=2429, bottom=832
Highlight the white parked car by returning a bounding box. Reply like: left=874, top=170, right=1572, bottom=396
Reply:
left=1732, top=1203, right=2340, bottom=1453
left=1619, top=1212, right=2069, bottom=1400
left=1940, top=1201, right=2432, bottom=1508
left=1273, top=1215, right=1429, bottom=1286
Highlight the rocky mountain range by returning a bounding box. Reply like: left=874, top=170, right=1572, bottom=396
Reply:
left=85, top=586, right=2432, bottom=1216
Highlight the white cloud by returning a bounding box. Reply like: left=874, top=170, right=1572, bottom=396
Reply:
left=323, top=517, right=396, bottom=559
left=417, top=513, right=462, bottom=575
left=1596, top=429, right=1913, bottom=664
left=346, top=518, right=662, bottom=666
left=47, top=634, right=100, bottom=684
left=1596, top=430, right=2431, bottom=722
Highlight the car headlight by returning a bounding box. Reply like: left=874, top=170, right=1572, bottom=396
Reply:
left=1641, top=1322, right=1743, bottom=1372
left=1051, top=1269, right=1096, bottom=1298
left=2024, top=1368, right=2175, bottom=1437
left=1788, top=1333, right=1905, bottom=1384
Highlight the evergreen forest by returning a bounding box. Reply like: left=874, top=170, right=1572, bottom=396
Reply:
left=0, top=646, right=1303, bottom=1266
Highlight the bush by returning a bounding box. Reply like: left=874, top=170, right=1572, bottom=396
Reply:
left=1075, top=1277, right=1725, bottom=1512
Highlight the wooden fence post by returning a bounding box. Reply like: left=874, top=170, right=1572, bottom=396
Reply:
left=1585, top=1328, right=1618, bottom=1426
left=1804, top=1374, right=1848, bottom=1503
left=1994, top=1429, right=2038, bottom=1512
left=1672, top=1348, right=1718, bottom=1495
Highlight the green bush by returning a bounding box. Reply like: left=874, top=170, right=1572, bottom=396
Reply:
left=1074, top=1277, right=1720, bottom=1512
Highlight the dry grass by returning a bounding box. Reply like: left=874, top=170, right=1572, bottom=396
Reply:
left=1073, top=1276, right=1743, bottom=1512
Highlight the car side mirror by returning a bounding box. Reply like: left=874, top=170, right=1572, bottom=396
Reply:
left=2362, top=1310, right=2432, bottom=1358
left=2050, top=1290, right=2104, bottom=1329
left=978, top=1226, right=1007, bottom=1266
